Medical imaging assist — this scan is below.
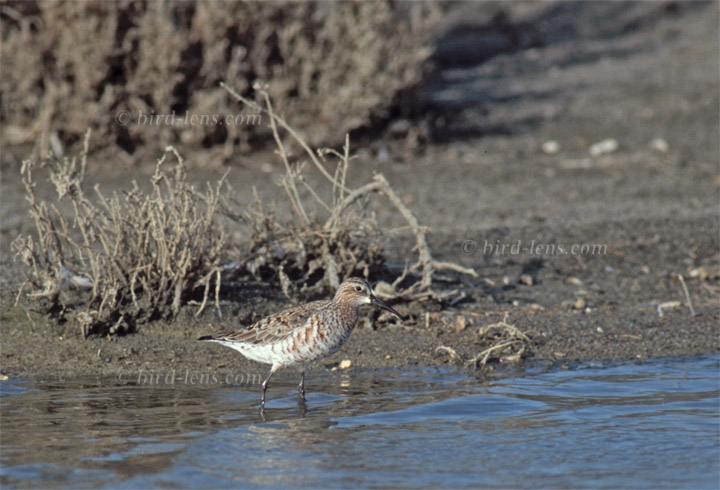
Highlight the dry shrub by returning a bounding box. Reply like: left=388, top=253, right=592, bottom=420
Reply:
left=1, top=1, right=441, bottom=159
left=240, top=182, right=387, bottom=298
left=11, top=132, right=225, bottom=337
left=221, top=83, right=476, bottom=299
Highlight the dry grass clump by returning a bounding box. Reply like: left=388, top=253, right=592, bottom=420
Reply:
left=240, top=186, right=387, bottom=298
left=436, top=314, right=531, bottom=370
left=221, top=83, right=476, bottom=298
left=11, top=132, right=225, bottom=337
left=1, top=1, right=441, bottom=160
left=10, top=85, right=476, bottom=336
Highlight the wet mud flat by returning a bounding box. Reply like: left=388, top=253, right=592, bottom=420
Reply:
left=1, top=1, right=718, bottom=379
left=1, top=214, right=717, bottom=380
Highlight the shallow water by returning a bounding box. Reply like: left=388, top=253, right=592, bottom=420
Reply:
left=1, top=355, right=718, bottom=489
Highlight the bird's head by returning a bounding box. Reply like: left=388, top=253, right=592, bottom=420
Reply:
left=335, top=277, right=402, bottom=320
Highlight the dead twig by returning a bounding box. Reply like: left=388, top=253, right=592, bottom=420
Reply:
left=466, top=340, right=525, bottom=368
left=435, top=345, right=463, bottom=365
left=221, top=82, right=476, bottom=299
left=677, top=274, right=697, bottom=317
left=436, top=313, right=531, bottom=369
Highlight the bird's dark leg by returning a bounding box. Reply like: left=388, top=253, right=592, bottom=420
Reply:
left=298, top=367, right=306, bottom=399
left=261, top=368, right=275, bottom=408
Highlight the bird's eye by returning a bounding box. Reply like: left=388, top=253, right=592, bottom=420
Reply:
left=355, top=285, right=363, bottom=292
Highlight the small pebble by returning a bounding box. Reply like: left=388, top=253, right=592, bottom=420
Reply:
left=542, top=140, right=560, bottom=154
left=387, top=119, right=411, bottom=137
left=519, top=274, right=534, bottom=286
left=377, top=147, right=390, bottom=162
left=373, top=281, right=398, bottom=300
left=589, top=138, right=618, bottom=156
left=338, top=359, right=352, bottom=370
left=650, top=138, right=669, bottom=153
left=573, top=298, right=586, bottom=310
left=689, top=267, right=708, bottom=281
left=566, top=277, right=583, bottom=286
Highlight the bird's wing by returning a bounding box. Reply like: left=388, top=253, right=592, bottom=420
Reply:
left=205, top=301, right=327, bottom=345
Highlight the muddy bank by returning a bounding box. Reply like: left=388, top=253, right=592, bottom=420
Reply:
left=1, top=214, right=717, bottom=379
left=1, top=1, right=718, bottom=379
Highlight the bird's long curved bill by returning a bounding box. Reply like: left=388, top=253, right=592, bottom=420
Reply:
left=370, top=295, right=403, bottom=320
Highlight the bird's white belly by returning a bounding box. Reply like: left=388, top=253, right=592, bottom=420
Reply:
left=218, top=326, right=351, bottom=367
left=221, top=341, right=295, bottom=367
